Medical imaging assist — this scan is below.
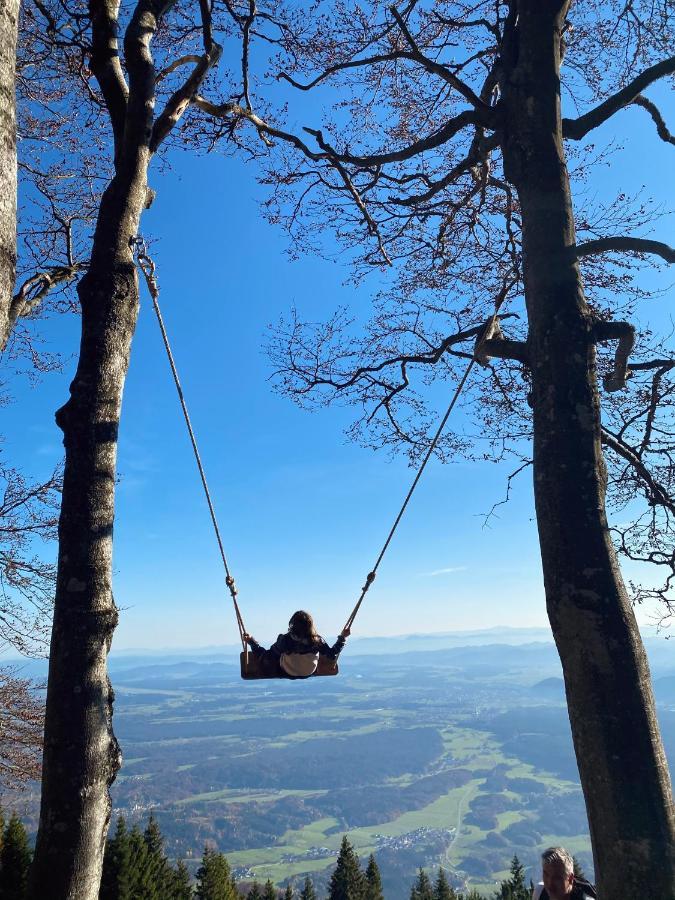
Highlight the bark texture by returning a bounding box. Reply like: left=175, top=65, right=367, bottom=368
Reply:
left=26, top=0, right=218, bottom=886
left=28, top=167, right=149, bottom=900
left=500, top=3, right=675, bottom=895
left=28, top=1, right=156, bottom=891
left=0, top=0, right=18, bottom=348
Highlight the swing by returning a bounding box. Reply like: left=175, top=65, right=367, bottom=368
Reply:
left=136, top=242, right=501, bottom=681
left=240, top=651, right=338, bottom=680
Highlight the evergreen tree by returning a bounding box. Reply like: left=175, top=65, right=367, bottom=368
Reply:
left=284, top=884, right=293, bottom=900
left=170, top=859, right=193, bottom=900
left=100, top=816, right=133, bottom=900
left=195, top=847, right=236, bottom=900
left=141, top=814, right=174, bottom=898
left=126, top=823, right=155, bottom=899
left=0, top=812, right=32, bottom=900
left=509, top=856, right=528, bottom=900
left=263, top=879, right=278, bottom=900
left=411, top=870, right=434, bottom=900
left=100, top=815, right=194, bottom=900
left=328, top=836, right=364, bottom=900
left=248, top=881, right=263, bottom=900
left=434, top=868, right=456, bottom=900
left=493, top=856, right=529, bottom=900
left=364, top=855, right=383, bottom=900
left=300, top=875, right=317, bottom=900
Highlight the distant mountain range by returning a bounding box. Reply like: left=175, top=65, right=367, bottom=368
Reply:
left=5, top=626, right=674, bottom=681
left=110, top=625, right=556, bottom=659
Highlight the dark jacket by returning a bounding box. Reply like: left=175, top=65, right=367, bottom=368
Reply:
left=248, top=632, right=346, bottom=660
left=538, top=879, right=596, bottom=900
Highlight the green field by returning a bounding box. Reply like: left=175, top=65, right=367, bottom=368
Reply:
left=209, top=723, right=583, bottom=892
left=108, top=648, right=603, bottom=897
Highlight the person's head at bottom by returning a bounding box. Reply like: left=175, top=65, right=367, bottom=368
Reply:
left=541, top=847, right=575, bottom=899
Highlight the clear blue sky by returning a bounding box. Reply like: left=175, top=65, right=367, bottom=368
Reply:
left=5, top=85, right=673, bottom=651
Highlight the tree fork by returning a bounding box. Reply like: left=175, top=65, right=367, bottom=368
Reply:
left=501, top=2, right=675, bottom=895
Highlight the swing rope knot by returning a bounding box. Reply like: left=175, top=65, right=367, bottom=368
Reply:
left=363, top=571, right=376, bottom=592
left=226, top=575, right=237, bottom=596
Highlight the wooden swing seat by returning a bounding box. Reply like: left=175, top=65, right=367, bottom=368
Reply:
left=240, top=651, right=339, bottom=680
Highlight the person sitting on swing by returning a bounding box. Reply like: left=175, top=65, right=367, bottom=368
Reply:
left=244, top=611, right=350, bottom=678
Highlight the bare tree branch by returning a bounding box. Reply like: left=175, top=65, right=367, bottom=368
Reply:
left=88, top=0, right=130, bottom=158
left=479, top=336, right=529, bottom=366
left=392, top=133, right=500, bottom=206
left=0, top=667, right=43, bottom=787
left=482, top=459, right=533, bottom=525
left=630, top=358, right=675, bottom=372
left=274, top=312, right=521, bottom=397
left=562, top=55, right=675, bottom=140
left=278, top=50, right=413, bottom=91
left=594, top=319, right=636, bottom=392
left=577, top=236, right=675, bottom=264
left=8, top=264, right=85, bottom=337
left=155, top=55, right=202, bottom=84
left=390, top=6, right=490, bottom=112
left=432, top=11, right=499, bottom=39
left=151, top=42, right=223, bottom=152
left=241, top=0, right=256, bottom=109
left=192, top=97, right=323, bottom=155
left=631, top=95, right=675, bottom=145
left=198, top=0, right=213, bottom=52
left=303, top=109, right=483, bottom=167
left=602, top=427, right=675, bottom=515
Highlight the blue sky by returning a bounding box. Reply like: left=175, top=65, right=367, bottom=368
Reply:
left=5, top=83, right=674, bottom=651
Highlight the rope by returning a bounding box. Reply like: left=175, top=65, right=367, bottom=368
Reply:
left=134, top=233, right=504, bottom=650
left=134, top=240, right=247, bottom=650
left=342, top=308, right=502, bottom=633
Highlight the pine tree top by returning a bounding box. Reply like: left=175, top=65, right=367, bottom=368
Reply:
left=411, top=869, right=434, bottom=900
left=263, top=878, right=278, bottom=900
left=300, top=875, right=317, bottom=900
left=364, top=854, right=383, bottom=900
left=0, top=813, right=32, bottom=900
left=196, top=846, right=237, bottom=900
left=433, top=866, right=456, bottom=900
left=328, top=835, right=364, bottom=900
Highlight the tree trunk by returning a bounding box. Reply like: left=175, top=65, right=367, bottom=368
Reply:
left=28, top=156, right=150, bottom=898
left=501, top=3, right=675, bottom=896
left=0, top=0, right=18, bottom=347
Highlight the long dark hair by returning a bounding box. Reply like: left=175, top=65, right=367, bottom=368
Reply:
left=288, top=610, right=319, bottom=644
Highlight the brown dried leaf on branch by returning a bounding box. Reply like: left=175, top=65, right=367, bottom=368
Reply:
left=0, top=462, right=58, bottom=790
left=0, top=666, right=43, bottom=787
left=203, top=0, right=675, bottom=623
left=0, top=461, right=60, bottom=656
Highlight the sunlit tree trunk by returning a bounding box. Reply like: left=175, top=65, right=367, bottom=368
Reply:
left=0, top=0, right=18, bottom=348
left=29, top=158, right=150, bottom=900
left=501, top=3, right=675, bottom=895
left=28, top=2, right=155, bottom=891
